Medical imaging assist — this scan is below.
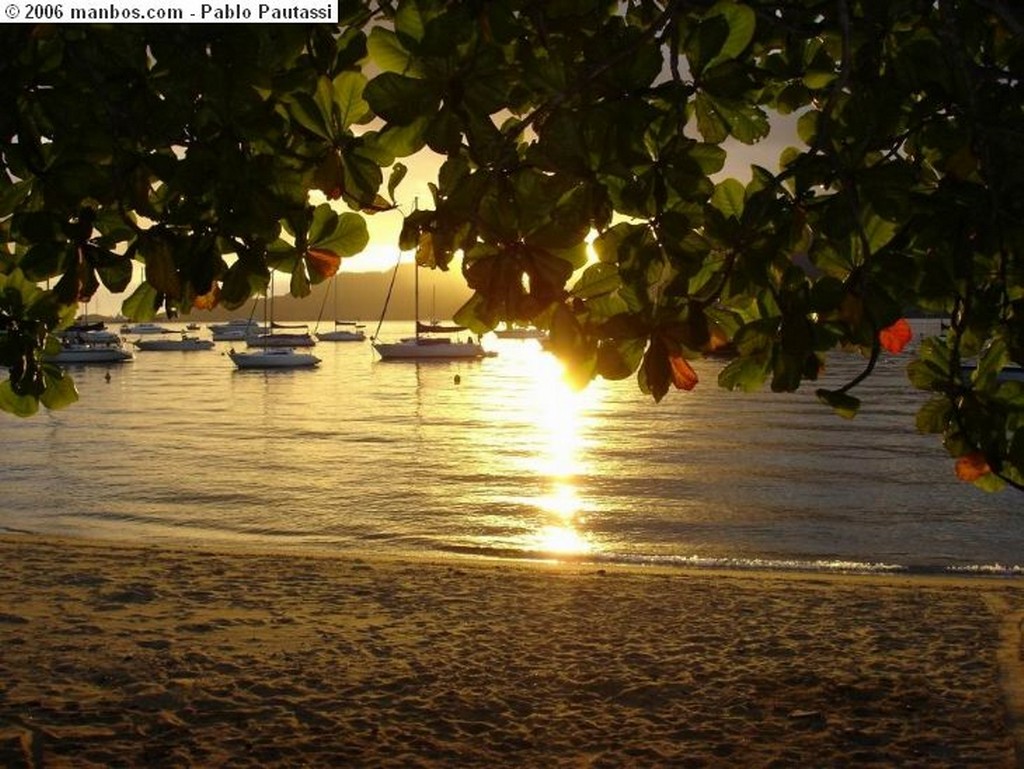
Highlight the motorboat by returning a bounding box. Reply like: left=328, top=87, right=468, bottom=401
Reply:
left=48, top=331, right=134, bottom=364
left=208, top=319, right=261, bottom=341
left=134, top=334, right=215, bottom=351
left=316, top=321, right=366, bottom=343
left=120, top=322, right=173, bottom=335
left=493, top=325, right=548, bottom=341
left=228, top=347, right=321, bottom=369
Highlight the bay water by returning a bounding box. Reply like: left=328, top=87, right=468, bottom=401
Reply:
left=2, top=319, right=1021, bottom=575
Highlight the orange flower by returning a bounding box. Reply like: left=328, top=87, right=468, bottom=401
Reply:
left=669, top=354, right=699, bottom=391
left=305, top=248, right=342, bottom=280
left=192, top=285, right=219, bottom=311
left=879, top=318, right=913, bottom=354
left=955, top=452, right=991, bottom=483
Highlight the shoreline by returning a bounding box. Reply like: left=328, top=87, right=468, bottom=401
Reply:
left=7, top=527, right=1023, bottom=581
left=2, top=534, right=1023, bottom=767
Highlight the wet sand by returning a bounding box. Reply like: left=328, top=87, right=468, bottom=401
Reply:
left=1, top=535, right=1022, bottom=767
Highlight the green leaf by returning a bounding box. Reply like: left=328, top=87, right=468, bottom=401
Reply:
left=803, top=70, right=838, bottom=89
left=907, top=358, right=948, bottom=391
left=639, top=342, right=671, bottom=402
left=341, top=151, right=385, bottom=209
left=287, top=93, right=331, bottom=140
left=310, top=211, right=369, bottom=258
left=703, top=2, right=756, bottom=71
left=121, top=282, right=161, bottom=321
left=367, top=26, right=420, bottom=75
left=290, top=267, right=311, bottom=299
left=307, top=204, right=337, bottom=246
left=39, top=370, right=79, bottom=411
left=718, top=355, right=769, bottom=392
left=597, top=338, right=646, bottom=380
left=710, top=178, right=745, bottom=219
left=395, top=0, right=429, bottom=43
left=333, top=71, right=372, bottom=130
left=915, top=396, right=951, bottom=434
left=797, top=111, right=819, bottom=145
left=88, top=246, right=134, bottom=293
left=0, top=178, right=32, bottom=217
left=20, top=242, right=69, bottom=281
left=365, top=118, right=430, bottom=162
left=571, top=262, right=621, bottom=300
left=364, top=73, right=441, bottom=126
left=139, top=235, right=181, bottom=297
left=0, top=380, right=39, bottom=417
left=694, top=93, right=729, bottom=144
left=387, top=162, right=408, bottom=202
left=452, top=293, right=493, bottom=335
left=861, top=209, right=898, bottom=255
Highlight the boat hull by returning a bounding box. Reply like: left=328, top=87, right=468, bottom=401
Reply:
left=373, top=338, right=490, bottom=360
left=246, top=333, right=316, bottom=348
left=48, top=347, right=134, bottom=364
left=228, top=349, right=320, bottom=369
left=317, top=330, right=366, bottom=342
left=134, top=338, right=215, bottom=351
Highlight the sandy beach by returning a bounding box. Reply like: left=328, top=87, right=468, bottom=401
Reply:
left=1, top=536, right=1022, bottom=767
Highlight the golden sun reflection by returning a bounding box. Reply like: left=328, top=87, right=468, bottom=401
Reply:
left=519, top=353, right=601, bottom=557
left=535, top=523, right=592, bottom=555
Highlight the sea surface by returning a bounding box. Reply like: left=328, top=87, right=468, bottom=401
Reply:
left=2, top=318, right=1021, bottom=576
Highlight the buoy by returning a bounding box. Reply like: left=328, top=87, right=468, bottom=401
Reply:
left=454, top=374, right=461, bottom=385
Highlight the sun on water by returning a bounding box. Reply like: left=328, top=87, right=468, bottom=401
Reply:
left=522, top=352, right=599, bottom=557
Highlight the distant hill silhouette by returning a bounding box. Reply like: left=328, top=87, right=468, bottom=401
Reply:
left=142, top=264, right=473, bottom=325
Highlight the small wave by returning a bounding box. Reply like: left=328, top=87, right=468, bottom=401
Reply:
left=946, top=563, right=1024, bottom=577
left=591, top=552, right=909, bottom=575
left=433, top=545, right=1024, bottom=579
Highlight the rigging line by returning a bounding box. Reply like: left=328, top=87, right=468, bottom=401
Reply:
left=312, top=276, right=332, bottom=334
left=372, top=252, right=403, bottom=342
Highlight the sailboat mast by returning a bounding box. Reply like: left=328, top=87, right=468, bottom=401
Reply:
left=414, top=254, right=420, bottom=340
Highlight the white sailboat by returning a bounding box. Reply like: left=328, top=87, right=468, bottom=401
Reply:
left=246, top=324, right=317, bottom=348
left=315, top=275, right=366, bottom=342
left=228, top=276, right=321, bottom=369
left=372, top=259, right=491, bottom=361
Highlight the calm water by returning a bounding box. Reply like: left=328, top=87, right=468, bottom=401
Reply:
left=2, top=319, right=1021, bottom=575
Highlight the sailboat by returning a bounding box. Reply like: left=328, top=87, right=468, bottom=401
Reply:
left=315, top=275, right=366, bottom=342
left=228, top=275, right=321, bottom=369
left=243, top=276, right=316, bottom=349
left=47, top=306, right=134, bottom=364
left=372, top=258, right=492, bottom=361
left=228, top=346, right=320, bottom=369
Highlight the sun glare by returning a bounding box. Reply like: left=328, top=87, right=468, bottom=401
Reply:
left=515, top=351, right=601, bottom=557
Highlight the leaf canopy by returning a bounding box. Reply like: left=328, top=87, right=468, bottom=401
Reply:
left=1, top=3, right=1022, bottom=491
